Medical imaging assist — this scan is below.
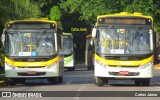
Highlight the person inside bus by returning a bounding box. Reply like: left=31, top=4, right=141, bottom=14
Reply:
left=45, top=35, right=53, bottom=47
left=136, top=32, right=147, bottom=44
left=37, top=34, right=54, bottom=55
left=125, top=30, right=135, bottom=54
left=134, top=31, right=149, bottom=53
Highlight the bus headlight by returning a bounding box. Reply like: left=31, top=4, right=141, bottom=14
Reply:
left=95, top=59, right=108, bottom=68
left=46, top=62, right=58, bottom=69
left=139, top=61, right=153, bottom=69
left=6, top=62, right=16, bottom=69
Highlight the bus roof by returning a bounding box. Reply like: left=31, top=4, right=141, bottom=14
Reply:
left=97, top=12, right=153, bottom=20
left=7, top=18, right=63, bottom=30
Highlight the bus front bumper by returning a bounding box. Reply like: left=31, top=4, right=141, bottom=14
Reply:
left=94, top=63, right=153, bottom=79
left=5, top=65, right=61, bottom=78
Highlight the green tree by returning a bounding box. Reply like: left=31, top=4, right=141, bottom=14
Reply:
left=60, top=0, right=132, bottom=28
left=0, top=0, right=41, bottom=25
left=49, top=6, right=62, bottom=21
left=60, top=0, right=160, bottom=31
left=125, top=0, right=154, bottom=15
left=125, top=0, right=160, bottom=31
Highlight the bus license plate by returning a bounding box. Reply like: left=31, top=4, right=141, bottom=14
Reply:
left=119, top=71, right=129, bottom=75
left=27, top=71, right=37, bottom=75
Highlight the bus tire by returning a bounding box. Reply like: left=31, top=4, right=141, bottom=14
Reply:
left=48, top=77, right=58, bottom=84
left=96, top=77, right=104, bottom=86
left=135, top=79, right=141, bottom=86
left=58, top=76, right=63, bottom=83
left=88, top=66, right=91, bottom=70
left=8, top=78, right=16, bottom=86
left=92, top=65, right=94, bottom=70
left=142, top=79, right=150, bottom=86
left=104, top=79, right=109, bottom=85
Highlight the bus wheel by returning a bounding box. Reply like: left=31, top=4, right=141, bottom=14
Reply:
left=48, top=77, right=58, bottom=84
left=135, top=80, right=141, bottom=86
left=142, top=79, right=150, bottom=86
left=58, top=76, right=63, bottom=83
left=96, top=77, right=104, bottom=86
left=68, top=67, right=75, bottom=71
left=88, top=66, right=91, bottom=70
left=104, top=79, right=109, bottom=85
left=91, top=65, right=94, bottom=70
left=8, top=78, right=16, bottom=86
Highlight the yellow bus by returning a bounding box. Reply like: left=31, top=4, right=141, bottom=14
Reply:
left=85, top=34, right=94, bottom=70
left=92, top=12, right=159, bottom=86
left=1, top=18, right=64, bottom=85
left=63, top=33, right=75, bottom=71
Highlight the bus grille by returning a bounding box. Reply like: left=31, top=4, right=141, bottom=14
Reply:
left=109, top=72, right=140, bottom=76
left=105, top=56, right=145, bottom=60
left=17, top=72, right=46, bottom=76
left=17, top=66, right=45, bottom=68
left=13, top=58, right=50, bottom=62
left=109, top=65, right=139, bottom=68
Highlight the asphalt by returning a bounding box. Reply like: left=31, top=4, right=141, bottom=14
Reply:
left=0, top=65, right=160, bottom=87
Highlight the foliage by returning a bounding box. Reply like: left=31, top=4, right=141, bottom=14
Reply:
left=0, top=41, right=4, bottom=68
left=0, top=0, right=41, bottom=25
left=60, top=0, right=160, bottom=32
left=61, top=0, right=128, bottom=22
left=49, top=6, right=62, bottom=21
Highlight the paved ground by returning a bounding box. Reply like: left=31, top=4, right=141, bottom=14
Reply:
left=0, top=65, right=160, bottom=100
left=0, top=64, right=160, bottom=86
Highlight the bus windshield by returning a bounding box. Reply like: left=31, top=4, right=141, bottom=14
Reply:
left=6, top=31, right=56, bottom=56
left=63, top=38, right=73, bottom=55
left=96, top=28, right=152, bottom=54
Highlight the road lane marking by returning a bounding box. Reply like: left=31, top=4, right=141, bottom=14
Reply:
left=73, top=86, right=85, bottom=100
left=74, top=97, right=80, bottom=100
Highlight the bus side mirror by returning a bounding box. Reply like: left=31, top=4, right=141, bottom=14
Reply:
left=92, top=28, right=96, bottom=38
